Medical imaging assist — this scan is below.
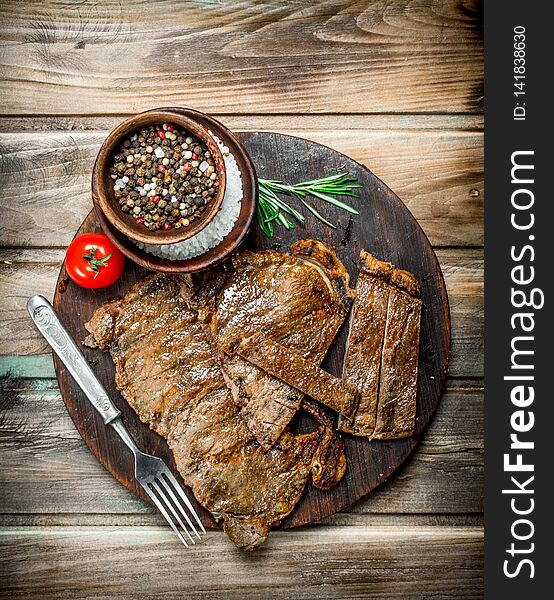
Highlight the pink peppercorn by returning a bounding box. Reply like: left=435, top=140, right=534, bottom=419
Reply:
left=157, top=130, right=165, bottom=139
left=162, top=222, right=172, bottom=231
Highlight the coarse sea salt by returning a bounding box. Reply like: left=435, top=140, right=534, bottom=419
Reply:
left=134, top=133, right=243, bottom=261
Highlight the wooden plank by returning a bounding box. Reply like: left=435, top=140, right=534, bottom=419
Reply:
left=0, top=249, right=483, bottom=377
left=0, top=384, right=482, bottom=516
left=0, top=512, right=484, bottom=528
left=0, top=128, right=483, bottom=247
left=0, top=355, right=55, bottom=379
left=0, top=258, right=60, bottom=356
left=0, top=114, right=485, bottom=133
left=441, top=249, right=483, bottom=379
left=0, top=526, right=483, bottom=599
left=0, top=0, right=483, bottom=116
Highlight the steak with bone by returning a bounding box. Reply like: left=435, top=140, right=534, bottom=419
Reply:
left=199, top=239, right=355, bottom=449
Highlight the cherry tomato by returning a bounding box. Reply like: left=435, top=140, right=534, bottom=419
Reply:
left=65, top=233, right=124, bottom=289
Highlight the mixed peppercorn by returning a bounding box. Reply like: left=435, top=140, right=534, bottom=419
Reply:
left=110, top=123, right=220, bottom=231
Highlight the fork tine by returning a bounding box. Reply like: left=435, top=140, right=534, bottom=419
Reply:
left=151, top=478, right=196, bottom=544
left=163, top=469, right=207, bottom=534
left=143, top=482, right=189, bottom=548
left=158, top=474, right=201, bottom=541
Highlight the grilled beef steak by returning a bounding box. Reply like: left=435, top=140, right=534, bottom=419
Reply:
left=235, top=332, right=359, bottom=419
left=201, top=240, right=355, bottom=449
left=339, top=251, right=392, bottom=436
left=339, top=251, right=422, bottom=439
left=374, top=266, right=422, bottom=439
left=85, top=270, right=346, bottom=551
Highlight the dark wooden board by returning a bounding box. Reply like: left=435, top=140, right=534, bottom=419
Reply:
left=53, top=131, right=450, bottom=529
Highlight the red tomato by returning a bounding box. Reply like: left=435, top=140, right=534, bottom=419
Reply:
left=65, top=233, right=124, bottom=289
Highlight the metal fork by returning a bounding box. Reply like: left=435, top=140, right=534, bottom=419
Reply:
left=27, top=295, right=206, bottom=547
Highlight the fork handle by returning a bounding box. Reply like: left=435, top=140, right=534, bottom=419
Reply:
left=27, top=295, right=121, bottom=425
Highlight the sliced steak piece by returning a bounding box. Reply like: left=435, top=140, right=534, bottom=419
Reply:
left=235, top=332, right=359, bottom=419
left=85, top=274, right=219, bottom=437
left=339, top=251, right=422, bottom=439
left=202, top=240, right=355, bottom=449
left=373, top=267, right=422, bottom=439
left=339, top=251, right=392, bottom=436
left=85, top=272, right=347, bottom=552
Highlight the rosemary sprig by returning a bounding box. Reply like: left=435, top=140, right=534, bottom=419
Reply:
left=257, top=172, right=361, bottom=237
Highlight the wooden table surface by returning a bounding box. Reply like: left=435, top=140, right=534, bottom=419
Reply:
left=0, top=1, right=483, bottom=598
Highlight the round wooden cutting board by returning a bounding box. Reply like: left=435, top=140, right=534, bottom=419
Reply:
left=53, top=131, right=450, bottom=529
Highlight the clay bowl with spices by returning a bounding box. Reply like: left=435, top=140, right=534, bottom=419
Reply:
left=94, top=107, right=258, bottom=274
left=92, top=110, right=227, bottom=245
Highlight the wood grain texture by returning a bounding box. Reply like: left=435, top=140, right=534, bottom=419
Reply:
left=0, top=513, right=483, bottom=528
left=0, top=526, right=483, bottom=600
left=0, top=383, right=482, bottom=517
left=0, top=0, right=483, bottom=594
left=0, top=114, right=484, bottom=133
left=0, top=0, right=483, bottom=116
left=0, top=125, right=483, bottom=247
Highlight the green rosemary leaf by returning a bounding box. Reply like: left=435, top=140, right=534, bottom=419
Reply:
left=256, top=172, right=361, bottom=237
left=294, top=173, right=347, bottom=186
left=259, top=197, right=279, bottom=223
left=309, top=190, right=360, bottom=214
left=299, top=199, right=336, bottom=229
left=277, top=212, right=295, bottom=229
left=257, top=207, right=272, bottom=237
left=260, top=185, right=305, bottom=221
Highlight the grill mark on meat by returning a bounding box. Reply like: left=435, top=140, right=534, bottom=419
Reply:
left=338, top=250, right=421, bottom=439
left=84, top=267, right=347, bottom=552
